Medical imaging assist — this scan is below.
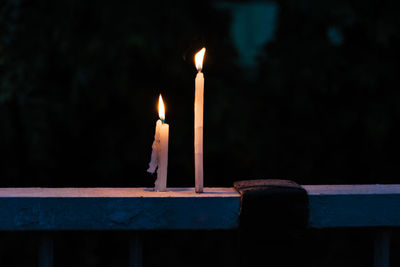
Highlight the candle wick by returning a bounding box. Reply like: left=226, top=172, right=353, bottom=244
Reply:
left=161, top=119, right=165, bottom=124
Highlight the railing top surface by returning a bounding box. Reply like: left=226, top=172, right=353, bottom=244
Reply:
left=2, top=184, right=400, bottom=197
left=304, top=184, right=400, bottom=195
left=0, top=187, right=239, bottom=198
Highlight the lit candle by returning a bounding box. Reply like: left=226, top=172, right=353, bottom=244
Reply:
left=194, top=48, right=206, bottom=193
left=147, top=94, right=169, bottom=191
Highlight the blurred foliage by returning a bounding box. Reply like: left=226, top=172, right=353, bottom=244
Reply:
left=0, top=0, right=239, bottom=186
left=253, top=0, right=400, bottom=184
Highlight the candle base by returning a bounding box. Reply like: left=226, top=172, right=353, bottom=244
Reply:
left=195, top=152, right=203, bottom=193
left=154, top=177, right=167, bottom=192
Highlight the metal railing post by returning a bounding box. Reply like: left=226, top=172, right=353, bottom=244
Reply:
left=129, top=233, right=143, bottom=267
left=374, top=230, right=390, bottom=267
left=38, top=234, right=54, bottom=267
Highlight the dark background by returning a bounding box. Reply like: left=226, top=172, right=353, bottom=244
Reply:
left=0, top=0, right=399, bottom=266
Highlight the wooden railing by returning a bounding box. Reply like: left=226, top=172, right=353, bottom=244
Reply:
left=1, top=185, right=399, bottom=267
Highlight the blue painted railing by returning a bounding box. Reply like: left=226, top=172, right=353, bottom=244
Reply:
left=1, top=185, right=399, bottom=267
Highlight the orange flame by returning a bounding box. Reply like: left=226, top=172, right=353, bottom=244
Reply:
left=158, top=94, right=165, bottom=121
left=195, top=47, right=206, bottom=71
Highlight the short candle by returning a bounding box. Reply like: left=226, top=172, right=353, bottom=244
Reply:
left=147, top=94, right=169, bottom=191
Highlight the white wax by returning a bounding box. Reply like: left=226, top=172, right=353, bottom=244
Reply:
left=155, top=121, right=169, bottom=192
left=147, top=120, right=162, bottom=174
left=147, top=119, right=169, bottom=192
left=195, top=71, right=204, bottom=193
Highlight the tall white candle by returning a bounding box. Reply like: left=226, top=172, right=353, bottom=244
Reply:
left=147, top=94, right=169, bottom=191
left=194, top=48, right=206, bottom=193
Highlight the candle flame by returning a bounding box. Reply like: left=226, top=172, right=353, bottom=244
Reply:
left=158, top=94, right=165, bottom=121
left=195, top=47, right=206, bottom=71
